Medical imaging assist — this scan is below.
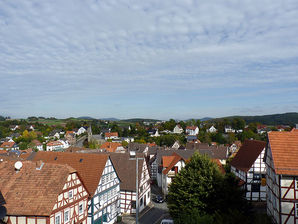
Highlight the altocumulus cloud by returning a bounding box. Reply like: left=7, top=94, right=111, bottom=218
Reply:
left=0, top=0, right=298, bottom=119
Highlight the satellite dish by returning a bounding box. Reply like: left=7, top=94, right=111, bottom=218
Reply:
left=14, top=161, right=23, bottom=170
left=0, top=206, right=7, bottom=219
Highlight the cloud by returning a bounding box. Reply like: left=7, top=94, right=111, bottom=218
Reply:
left=0, top=0, right=298, bottom=118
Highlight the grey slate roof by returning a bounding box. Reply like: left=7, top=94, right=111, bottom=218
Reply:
left=0, top=191, right=5, bottom=205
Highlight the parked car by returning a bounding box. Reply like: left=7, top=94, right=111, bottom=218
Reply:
left=160, top=219, right=174, bottom=224
left=154, top=195, right=164, bottom=203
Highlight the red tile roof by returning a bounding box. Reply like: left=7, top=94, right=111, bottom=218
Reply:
left=105, top=132, right=118, bottom=138
left=162, top=156, right=176, bottom=168
left=162, top=153, right=185, bottom=175
left=212, top=159, right=225, bottom=174
left=46, top=141, right=63, bottom=146
left=0, top=161, right=76, bottom=216
left=100, top=142, right=122, bottom=152
left=230, top=140, right=266, bottom=172
left=268, top=131, right=298, bottom=175
left=32, top=139, right=42, bottom=146
left=0, top=142, right=15, bottom=148
left=30, top=151, right=108, bottom=196
left=186, top=126, right=198, bottom=130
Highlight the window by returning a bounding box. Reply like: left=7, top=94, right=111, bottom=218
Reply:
left=296, top=203, right=298, bottom=217
left=64, top=210, right=70, bottom=223
left=131, top=201, right=136, bottom=209
left=251, top=183, right=261, bottom=192
left=140, top=197, right=143, bottom=206
left=296, top=178, right=298, bottom=189
left=79, top=202, right=84, bottom=215
left=253, top=174, right=261, bottom=180
left=68, top=190, right=73, bottom=199
left=147, top=192, right=150, bottom=198
left=102, top=176, right=105, bottom=184
left=55, top=214, right=61, bottom=224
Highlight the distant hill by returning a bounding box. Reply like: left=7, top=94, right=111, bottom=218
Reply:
left=77, top=116, right=96, bottom=120
left=121, top=118, right=161, bottom=123
left=99, top=118, right=120, bottom=121
left=200, top=117, right=214, bottom=121
left=185, top=117, right=214, bottom=122
left=214, top=112, right=298, bottom=125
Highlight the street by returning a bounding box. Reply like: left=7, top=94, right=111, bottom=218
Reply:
left=121, top=184, right=172, bottom=224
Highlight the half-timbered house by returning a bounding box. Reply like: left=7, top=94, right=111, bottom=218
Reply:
left=109, top=153, right=151, bottom=214
left=0, top=160, right=89, bottom=224
left=265, top=130, right=298, bottom=224
left=30, top=152, right=120, bottom=224
left=230, top=140, right=267, bottom=201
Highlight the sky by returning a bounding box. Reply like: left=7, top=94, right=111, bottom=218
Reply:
left=1, top=0, right=298, bottom=120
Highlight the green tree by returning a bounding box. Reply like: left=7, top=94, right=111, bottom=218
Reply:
left=168, top=153, right=223, bottom=220
left=168, top=153, right=250, bottom=224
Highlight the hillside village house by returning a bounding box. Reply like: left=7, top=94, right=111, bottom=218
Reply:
left=207, top=125, right=217, bottom=133
left=161, top=152, right=186, bottom=195
left=9, top=125, right=20, bottom=131
left=105, top=132, right=118, bottom=140
left=149, top=129, right=160, bottom=137
left=46, top=141, right=64, bottom=151
left=185, top=126, right=199, bottom=136
left=265, top=130, right=298, bottom=224
left=31, top=152, right=121, bottom=224
left=76, top=127, right=87, bottom=136
left=173, top=125, right=183, bottom=134
left=0, top=141, right=19, bottom=150
left=0, top=160, right=89, bottom=224
left=100, top=142, right=125, bottom=153
left=230, top=140, right=267, bottom=201
left=109, top=153, right=151, bottom=214
left=224, top=126, right=235, bottom=133
left=31, top=139, right=43, bottom=151
left=65, top=131, right=76, bottom=145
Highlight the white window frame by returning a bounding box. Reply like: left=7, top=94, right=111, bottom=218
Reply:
left=79, top=202, right=84, bottom=215
left=55, top=213, right=61, bottom=224
left=64, top=209, right=70, bottom=223
left=295, top=203, right=298, bottom=217
left=68, top=190, right=73, bottom=199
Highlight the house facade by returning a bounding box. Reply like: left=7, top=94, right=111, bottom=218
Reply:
left=105, top=132, right=118, bottom=140
left=110, top=153, right=151, bottom=214
left=173, top=125, right=183, bottom=134
left=77, top=127, right=87, bottom=136
left=46, top=141, right=64, bottom=151
left=161, top=153, right=186, bottom=195
left=230, top=140, right=267, bottom=201
left=0, top=161, right=89, bottom=224
left=185, top=126, right=199, bottom=136
left=32, top=140, right=43, bottom=151
left=265, top=131, right=298, bottom=224
left=31, top=152, right=121, bottom=224
left=207, top=125, right=217, bottom=133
